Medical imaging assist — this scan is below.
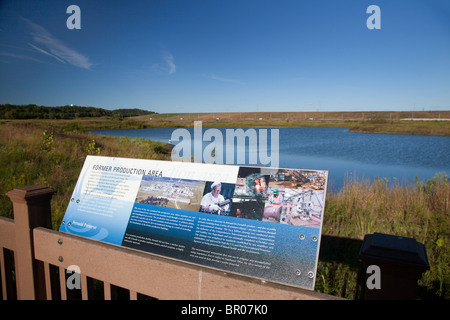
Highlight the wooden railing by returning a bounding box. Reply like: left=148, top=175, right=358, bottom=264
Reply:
left=1, top=185, right=342, bottom=300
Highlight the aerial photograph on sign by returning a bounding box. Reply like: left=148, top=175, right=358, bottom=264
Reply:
left=135, top=175, right=206, bottom=212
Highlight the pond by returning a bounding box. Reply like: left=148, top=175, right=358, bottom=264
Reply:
left=91, top=127, right=449, bottom=191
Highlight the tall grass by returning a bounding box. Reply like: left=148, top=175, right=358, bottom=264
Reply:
left=0, top=122, right=448, bottom=299
left=0, top=122, right=170, bottom=229
left=325, top=175, right=448, bottom=239
left=319, top=175, right=449, bottom=299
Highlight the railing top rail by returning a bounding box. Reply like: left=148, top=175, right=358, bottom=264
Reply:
left=33, top=227, right=343, bottom=300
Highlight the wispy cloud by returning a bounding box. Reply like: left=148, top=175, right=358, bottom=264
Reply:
left=202, top=73, right=246, bottom=85
left=22, top=18, right=93, bottom=70
left=163, top=51, right=176, bottom=74
left=0, top=51, right=49, bottom=64
left=28, top=43, right=66, bottom=64
left=152, top=51, right=176, bottom=75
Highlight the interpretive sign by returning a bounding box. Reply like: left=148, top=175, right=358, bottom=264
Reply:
left=60, top=155, right=328, bottom=290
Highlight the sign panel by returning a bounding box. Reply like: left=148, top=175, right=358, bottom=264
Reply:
left=60, top=156, right=328, bottom=290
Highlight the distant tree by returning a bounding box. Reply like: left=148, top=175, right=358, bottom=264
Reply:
left=0, top=104, right=156, bottom=119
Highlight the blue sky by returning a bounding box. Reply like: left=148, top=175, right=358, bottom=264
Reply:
left=1, top=0, right=449, bottom=113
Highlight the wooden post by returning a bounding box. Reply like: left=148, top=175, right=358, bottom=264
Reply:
left=6, top=185, right=55, bottom=300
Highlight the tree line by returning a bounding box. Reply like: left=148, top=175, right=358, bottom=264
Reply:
left=0, top=104, right=156, bottom=120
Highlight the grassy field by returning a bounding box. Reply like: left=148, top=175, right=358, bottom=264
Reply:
left=131, top=110, right=450, bottom=136
left=0, top=120, right=448, bottom=299
left=3, top=109, right=449, bottom=135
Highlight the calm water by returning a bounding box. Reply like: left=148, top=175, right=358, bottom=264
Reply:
left=91, top=127, right=449, bottom=191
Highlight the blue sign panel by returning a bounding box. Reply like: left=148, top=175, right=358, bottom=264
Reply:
left=60, top=156, right=328, bottom=290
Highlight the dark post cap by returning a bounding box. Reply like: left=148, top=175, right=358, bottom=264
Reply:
left=359, top=232, right=430, bottom=271
left=6, top=185, right=55, bottom=204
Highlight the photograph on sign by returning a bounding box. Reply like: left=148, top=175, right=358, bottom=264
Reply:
left=60, top=156, right=328, bottom=290
left=136, top=175, right=206, bottom=212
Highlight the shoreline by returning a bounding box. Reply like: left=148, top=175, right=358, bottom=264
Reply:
left=2, top=110, right=450, bottom=136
